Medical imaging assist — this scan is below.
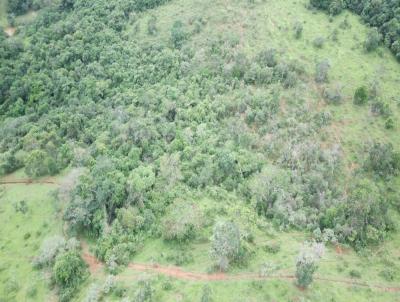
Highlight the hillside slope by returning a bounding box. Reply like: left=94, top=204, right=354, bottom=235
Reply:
left=0, top=0, right=400, bottom=301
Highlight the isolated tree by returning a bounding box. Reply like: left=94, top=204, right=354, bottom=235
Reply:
left=315, top=59, right=330, bottom=83
left=295, top=242, right=324, bottom=288
left=294, top=21, right=303, bottom=39
left=53, top=251, right=88, bottom=301
left=210, top=221, right=241, bottom=271
left=353, top=86, right=368, bottom=105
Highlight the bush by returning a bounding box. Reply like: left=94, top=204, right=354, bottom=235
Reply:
left=171, top=20, right=187, bottom=48
left=313, top=37, right=325, bottom=48
left=24, top=150, right=58, bottom=177
left=364, top=28, right=381, bottom=52
left=161, top=199, right=202, bottom=241
left=295, top=242, right=324, bottom=288
left=385, top=118, right=395, bottom=129
left=323, top=85, right=343, bottom=105
left=210, top=221, right=241, bottom=271
left=371, top=100, right=391, bottom=117
left=294, top=21, right=303, bottom=39
left=256, top=48, right=277, bottom=67
left=147, top=15, right=158, bottom=35
left=349, top=269, right=361, bottom=278
left=53, top=251, right=88, bottom=301
left=264, top=242, right=280, bottom=254
left=134, top=280, right=153, bottom=302
left=315, top=59, right=330, bottom=83
left=200, top=285, right=213, bottom=302
left=33, top=236, right=67, bottom=268
left=366, top=143, right=400, bottom=177
left=353, top=86, right=368, bottom=105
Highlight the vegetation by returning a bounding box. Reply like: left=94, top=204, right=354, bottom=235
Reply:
left=1, top=0, right=400, bottom=301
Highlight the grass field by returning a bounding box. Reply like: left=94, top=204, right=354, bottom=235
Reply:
left=0, top=0, right=7, bottom=27
left=0, top=171, right=62, bottom=301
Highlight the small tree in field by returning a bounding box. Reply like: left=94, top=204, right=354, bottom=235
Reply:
left=210, top=221, right=241, bottom=272
left=353, top=86, right=368, bottom=105
left=295, top=242, right=324, bottom=288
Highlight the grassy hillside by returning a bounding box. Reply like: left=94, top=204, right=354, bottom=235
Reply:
left=1, top=0, right=400, bottom=301
left=0, top=0, right=7, bottom=27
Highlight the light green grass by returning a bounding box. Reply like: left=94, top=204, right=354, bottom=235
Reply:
left=0, top=172, right=62, bottom=301
left=0, top=0, right=7, bottom=27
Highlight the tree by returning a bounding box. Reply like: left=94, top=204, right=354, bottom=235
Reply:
left=53, top=251, right=88, bottom=301
left=170, top=21, right=187, bottom=48
left=294, top=21, right=303, bottom=39
left=210, top=221, right=241, bottom=271
left=315, top=59, right=330, bottom=83
left=364, top=28, right=381, bottom=52
left=353, top=86, right=368, bottom=105
left=295, top=242, right=324, bottom=288
left=24, top=150, right=57, bottom=177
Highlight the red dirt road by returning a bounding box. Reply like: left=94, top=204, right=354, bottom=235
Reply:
left=81, top=246, right=400, bottom=292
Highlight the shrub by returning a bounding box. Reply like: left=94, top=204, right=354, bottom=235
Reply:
left=353, top=86, right=368, bottom=105
left=315, top=59, right=330, bottom=83
left=264, top=242, right=281, bottom=254
left=295, top=242, right=324, bottom=288
left=294, top=21, right=303, bottom=39
left=200, top=285, right=213, bottom=302
left=134, top=280, right=153, bottom=302
left=24, top=150, right=57, bottom=177
left=33, top=236, right=67, bottom=268
left=364, top=28, right=381, bottom=52
left=147, top=15, right=158, bottom=35
left=171, top=20, right=187, bottom=48
left=349, top=269, right=361, bottom=278
left=53, top=251, right=88, bottom=301
left=385, top=118, right=395, bottom=129
left=313, top=37, right=325, bottom=48
left=371, top=100, right=391, bottom=117
left=366, top=143, right=400, bottom=177
left=379, top=268, right=395, bottom=281
left=323, top=85, right=343, bottom=105
left=161, top=199, right=202, bottom=241
left=13, top=200, right=28, bottom=214
left=210, top=221, right=241, bottom=271
left=259, top=261, right=277, bottom=277
left=256, top=48, right=277, bottom=67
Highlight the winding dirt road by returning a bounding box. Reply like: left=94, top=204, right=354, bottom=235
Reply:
left=81, top=246, right=400, bottom=292
left=3, top=178, right=400, bottom=293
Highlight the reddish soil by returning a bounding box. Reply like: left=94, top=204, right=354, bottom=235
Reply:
left=80, top=248, right=400, bottom=292
left=4, top=179, right=399, bottom=293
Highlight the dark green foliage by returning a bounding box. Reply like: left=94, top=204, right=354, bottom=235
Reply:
left=366, top=143, right=400, bottom=178
left=294, top=21, right=303, bottom=39
left=7, top=0, right=32, bottom=15
left=53, top=251, right=88, bottom=302
left=353, top=86, right=368, bottom=105
left=349, top=269, right=361, bottom=278
left=171, top=20, right=187, bottom=48
left=385, top=118, right=395, bottom=129
left=364, top=28, right=381, bottom=52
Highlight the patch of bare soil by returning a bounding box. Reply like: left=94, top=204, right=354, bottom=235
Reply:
left=4, top=27, right=16, bottom=37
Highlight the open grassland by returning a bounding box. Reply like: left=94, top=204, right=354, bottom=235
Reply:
left=0, top=171, right=61, bottom=301
left=0, top=0, right=7, bottom=27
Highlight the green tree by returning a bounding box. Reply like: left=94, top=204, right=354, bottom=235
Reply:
left=353, top=86, right=368, bottom=105
left=210, top=221, right=241, bottom=271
